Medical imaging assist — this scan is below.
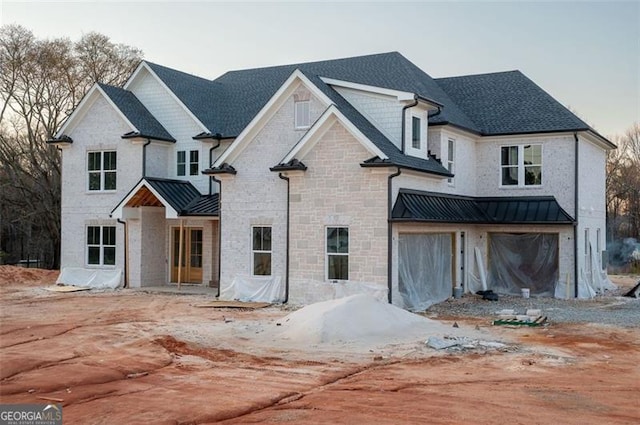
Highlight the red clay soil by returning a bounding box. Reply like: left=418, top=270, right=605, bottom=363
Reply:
left=0, top=266, right=638, bottom=424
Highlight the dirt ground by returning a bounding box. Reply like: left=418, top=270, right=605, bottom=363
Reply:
left=0, top=266, right=638, bottom=425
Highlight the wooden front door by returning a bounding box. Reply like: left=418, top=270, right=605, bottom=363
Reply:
left=171, top=227, right=203, bottom=284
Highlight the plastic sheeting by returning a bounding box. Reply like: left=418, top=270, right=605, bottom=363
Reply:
left=398, top=233, right=452, bottom=311
left=487, top=233, right=558, bottom=296
left=56, top=267, right=122, bottom=289
left=220, top=274, right=285, bottom=303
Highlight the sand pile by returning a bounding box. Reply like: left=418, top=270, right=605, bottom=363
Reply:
left=0, top=265, right=59, bottom=286
left=273, top=294, right=456, bottom=345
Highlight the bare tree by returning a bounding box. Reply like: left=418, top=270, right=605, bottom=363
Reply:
left=0, top=24, right=142, bottom=268
left=607, top=122, right=640, bottom=242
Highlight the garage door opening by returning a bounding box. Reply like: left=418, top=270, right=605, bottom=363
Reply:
left=488, top=233, right=558, bottom=296
left=398, top=233, right=453, bottom=311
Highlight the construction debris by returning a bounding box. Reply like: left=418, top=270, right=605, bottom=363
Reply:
left=624, top=281, right=640, bottom=298
left=493, top=316, right=547, bottom=327
left=44, top=285, right=91, bottom=293
left=426, top=336, right=508, bottom=351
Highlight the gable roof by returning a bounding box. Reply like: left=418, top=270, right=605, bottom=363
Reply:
left=392, top=189, right=575, bottom=224
left=98, top=84, right=175, bottom=142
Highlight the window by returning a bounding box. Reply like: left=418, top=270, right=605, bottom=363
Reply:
left=326, top=227, right=349, bottom=280
left=177, top=151, right=186, bottom=176
left=189, top=150, right=199, bottom=175
left=447, top=139, right=455, bottom=184
left=252, top=226, right=272, bottom=276
left=88, top=151, right=116, bottom=191
left=500, top=144, right=542, bottom=187
left=294, top=100, right=310, bottom=129
left=87, top=225, right=116, bottom=266
left=177, top=150, right=199, bottom=176
left=411, top=117, right=421, bottom=149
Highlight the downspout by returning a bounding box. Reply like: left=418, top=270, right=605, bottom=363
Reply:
left=574, top=133, right=579, bottom=298
left=401, top=96, right=419, bottom=153
left=142, top=139, right=151, bottom=177
left=117, top=218, right=128, bottom=288
left=278, top=173, right=290, bottom=304
left=387, top=167, right=402, bottom=304
left=207, top=137, right=221, bottom=195
left=212, top=175, right=222, bottom=298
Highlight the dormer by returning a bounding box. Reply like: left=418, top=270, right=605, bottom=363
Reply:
left=320, top=77, right=440, bottom=160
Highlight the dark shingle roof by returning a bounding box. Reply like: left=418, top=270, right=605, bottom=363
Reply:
left=99, top=84, right=175, bottom=142
left=392, top=189, right=574, bottom=224
left=434, top=71, right=590, bottom=135
left=145, top=178, right=218, bottom=216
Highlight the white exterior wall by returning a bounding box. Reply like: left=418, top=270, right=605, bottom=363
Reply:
left=144, top=143, right=170, bottom=179
left=475, top=134, right=576, bottom=214
left=439, top=128, right=477, bottom=195
left=287, top=121, right=389, bottom=304
left=60, top=95, right=142, bottom=277
left=218, top=86, right=326, bottom=293
left=128, top=69, right=208, bottom=193
left=334, top=87, right=403, bottom=148
left=576, top=136, right=608, bottom=287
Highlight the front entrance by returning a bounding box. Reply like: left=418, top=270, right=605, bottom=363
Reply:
left=171, top=227, right=203, bottom=284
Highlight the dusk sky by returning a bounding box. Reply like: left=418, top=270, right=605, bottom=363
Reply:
left=2, top=1, right=638, bottom=137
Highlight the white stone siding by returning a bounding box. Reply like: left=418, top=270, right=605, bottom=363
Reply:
left=287, top=121, right=389, bottom=304
left=439, top=128, right=477, bottom=195
left=144, top=143, right=170, bottom=179
left=334, top=86, right=403, bottom=148
left=475, top=134, right=575, bottom=214
left=391, top=223, right=574, bottom=304
left=128, top=69, right=208, bottom=193
left=392, top=169, right=450, bottom=201
left=218, top=87, right=326, bottom=293
left=60, top=95, right=142, bottom=275
left=576, top=137, right=608, bottom=285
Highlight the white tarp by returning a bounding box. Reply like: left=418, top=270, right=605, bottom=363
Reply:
left=487, top=233, right=558, bottom=297
left=56, top=267, right=122, bottom=289
left=220, top=274, right=285, bottom=303
left=397, top=233, right=453, bottom=311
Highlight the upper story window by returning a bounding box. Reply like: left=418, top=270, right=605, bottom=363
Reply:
left=500, top=144, right=542, bottom=187
left=252, top=226, right=272, bottom=276
left=411, top=117, right=421, bottom=149
left=177, top=150, right=199, bottom=176
left=447, top=139, right=455, bottom=184
left=294, top=100, right=310, bottom=129
left=87, top=225, right=116, bottom=266
left=88, top=151, right=116, bottom=191
left=326, top=227, right=349, bottom=281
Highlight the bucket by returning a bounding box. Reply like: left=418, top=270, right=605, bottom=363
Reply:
left=453, top=287, right=463, bottom=299
left=521, top=288, right=530, bottom=299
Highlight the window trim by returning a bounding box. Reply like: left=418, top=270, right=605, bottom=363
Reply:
left=294, top=100, right=310, bottom=129
left=405, top=111, right=427, bottom=158
left=447, top=138, right=455, bottom=185
left=87, top=150, right=117, bottom=192
left=251, top=225, right=272, bottom=277
left=189, top=149, right=199, bottom=176
left=86, top=225, right=116, bottom=267
left=499, top=144, right=543, bottom=188
left=325, top=226, right=349, bottom=281
left=177, top=150, right=186, bottom=176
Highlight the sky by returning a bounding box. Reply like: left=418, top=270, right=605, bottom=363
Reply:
left=1, top=1, right=638, bottom=138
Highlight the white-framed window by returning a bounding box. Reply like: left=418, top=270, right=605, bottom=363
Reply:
left=411, top=116, right=421, bottom=149
left=326, top=226, right=349, bottom=280
left=88, top=151, right=116, bottom=191
left=294, top=100, right=310, bottom=129
left=447, top=138, right=455, bottom=184
left=177, top=150, right=199, bottom=176
left=87, top=225, right=116, bottom=266
left=252, top=226, right=272, bottom=276
left=500, top=144, right=542, bottom=187
left=177, top=151, right=186, bottom=176
left=189, top=150, right=199, bottom=175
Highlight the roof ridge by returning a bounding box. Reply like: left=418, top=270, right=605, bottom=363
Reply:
left=144, top=60, right=217, bottom=84
left=435, top=70, right=522, bottom=80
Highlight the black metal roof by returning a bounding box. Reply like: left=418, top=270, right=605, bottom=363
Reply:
left=144, top=178, right=218, bottom=216
left=392, top=189, right=574, bottom=224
